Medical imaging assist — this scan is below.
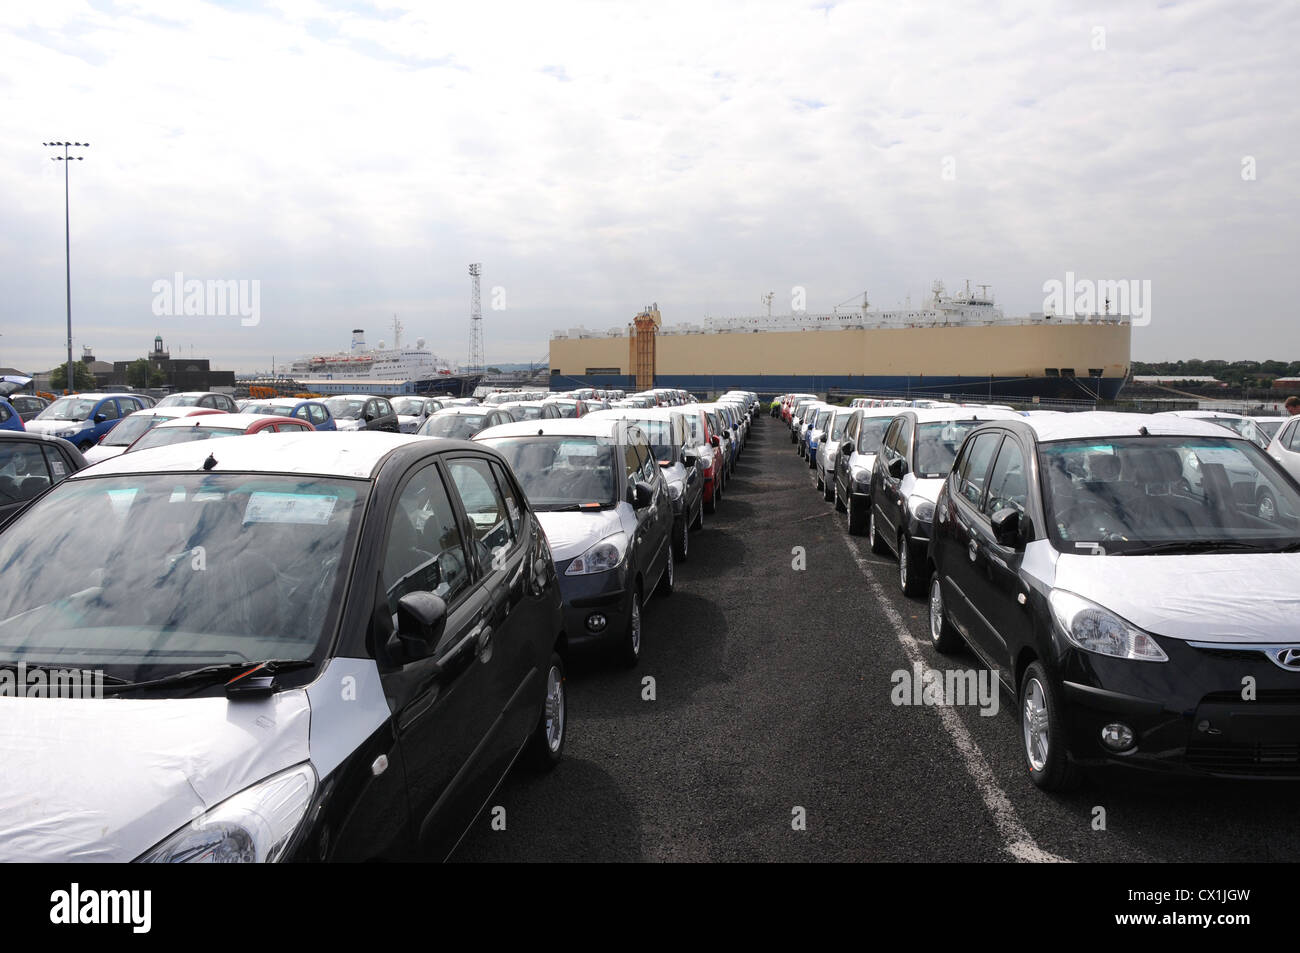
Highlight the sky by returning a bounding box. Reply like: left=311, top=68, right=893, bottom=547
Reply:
left=1, top=0, right=1297, bottom=374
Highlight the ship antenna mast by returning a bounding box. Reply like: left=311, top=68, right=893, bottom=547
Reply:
left=392, top=314, right=403, bottom=348
left=761, top=291, right=774, bottom=317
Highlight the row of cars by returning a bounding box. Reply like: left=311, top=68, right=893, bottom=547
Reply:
left=0, top=384, right=760, bottom=861
left=777, top=393, right=1300, bottom=791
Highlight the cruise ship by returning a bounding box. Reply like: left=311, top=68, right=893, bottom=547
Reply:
left=290, top=321, right=482, bottom=397
left=548, top=281, right=1133, bottom=400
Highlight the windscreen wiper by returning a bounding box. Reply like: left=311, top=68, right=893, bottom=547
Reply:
left=1117, top=540, right=1282, bottom=556
left=103, top=659, right=315, bottom=697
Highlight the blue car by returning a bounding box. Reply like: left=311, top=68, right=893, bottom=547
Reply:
left=0, top=400, right=23, bottom=433
left=24, top=393, right=149, bottom=451
left=241, top=398, right=337, bottom=431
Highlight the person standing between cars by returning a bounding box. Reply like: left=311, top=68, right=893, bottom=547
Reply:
left=1286, top=396, right=1300, bottom=416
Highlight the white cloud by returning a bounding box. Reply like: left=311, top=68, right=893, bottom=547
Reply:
left=0, top=0, right=1297, bottom=373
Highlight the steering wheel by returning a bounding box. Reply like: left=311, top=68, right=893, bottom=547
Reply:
left=1055, top=500, right=1128, bottom=542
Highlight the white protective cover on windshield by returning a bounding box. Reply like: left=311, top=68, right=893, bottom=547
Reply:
left=0, top=690, right=309, bottom=862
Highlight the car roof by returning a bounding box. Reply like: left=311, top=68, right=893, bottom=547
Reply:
left=476, top=417, right=625, bottom=441
left=1013, top=411, right=1248, bottom=443
left=904, top=407, right=1024, bottom=424
left=432, top=406, right=491, bottom=416
left=587, top=407, right=682, bottom=423
left=0, top=430, right=81, bottom=449
left=72, top=431, right=438, bottom=480
left=150, top=413, right=296, bottom=430
left=50, top=392, right=130, bottom=401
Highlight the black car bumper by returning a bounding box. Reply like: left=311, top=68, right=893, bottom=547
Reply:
left=555, top=560, right=633, bottom=651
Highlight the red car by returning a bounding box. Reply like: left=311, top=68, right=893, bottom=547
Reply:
left=124, top=413, right=314, bottom=453
left=680, top=405, right=724, bottom=512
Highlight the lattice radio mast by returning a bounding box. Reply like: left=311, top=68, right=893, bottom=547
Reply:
left=467, top=263, right=484, bottom=373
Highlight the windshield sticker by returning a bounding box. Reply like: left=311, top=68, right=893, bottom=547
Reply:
left=244, top=491, right=337, bottom=525
left=558, top=441, right=598, bottom=457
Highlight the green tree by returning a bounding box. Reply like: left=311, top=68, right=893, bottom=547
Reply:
left=125, top=358, right=152, bottom=389
left=49, top=361, right=96, bottom=391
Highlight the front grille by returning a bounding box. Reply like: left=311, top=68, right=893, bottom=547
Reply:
left=1187, top=743, right=1300, bottom=776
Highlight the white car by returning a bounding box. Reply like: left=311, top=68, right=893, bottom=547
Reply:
left=82, top=407, right=225, bottom=464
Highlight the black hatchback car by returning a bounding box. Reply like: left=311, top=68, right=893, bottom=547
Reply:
left=928, top=412, right=1300, bottom=791
left=0, top=432, right=566, bottom=861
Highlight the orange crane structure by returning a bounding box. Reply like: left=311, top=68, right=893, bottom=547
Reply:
left=628, top=303, right=661, bottom=392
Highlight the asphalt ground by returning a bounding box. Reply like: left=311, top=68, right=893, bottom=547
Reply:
left=455, top=414, right=1300, bottom=863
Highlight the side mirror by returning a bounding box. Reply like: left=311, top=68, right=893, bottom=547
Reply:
left=840, top=440, right=854, bottom=457
left=634, top=481, right=654, bottom=508
left=710, top=435, right=721, bottom=448
left=991, top=508, right=1026, bottom=549
left=723, top=429, right=732, bottom=439
left=683, top=450, right=697, bottom=468
left=94, top=413, right=107, bottom=424
left=389, top=591, right=447, bottom=660
left=888, top=457, right=905, bottom=479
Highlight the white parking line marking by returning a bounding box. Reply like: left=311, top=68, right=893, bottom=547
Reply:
left=838, top=524, right=1071, bottom=863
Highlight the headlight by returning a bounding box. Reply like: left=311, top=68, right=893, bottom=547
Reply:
left=1048, top=590, right=1168, bottom=662
left=666, top=480, right=682, bottom=500
left=852, top=466, right=872, bottom=486
left=566, top=532, right=629, bottom=575
left=56, top=428, right=78, bottom=439
left=908, top=495, right=935, bottom=524
left=137, top=762, right=317, bottom=863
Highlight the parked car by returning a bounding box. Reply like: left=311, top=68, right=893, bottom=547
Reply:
left=589, top=408, right=704, bottom=560
left=0, top=431, right=86, bottom=526
left=1266, top=414, right=1300, bottom=483
left=322, top=395, right=400, bottom=433
left=391, top=396, right=446, bottom=433
left=868, top=407, right=1023, bottom=594
left=419, top=407, right=515, bottom=440
left=25, top=393, right=150, bottom=451
left=154, top=391, right=240, bottom=413
left=83, top=407, right=226, bottom=464
left=241, top=398, right=338, bottom=432
left=831, top=408, right=899, bottom=534
left=929, top=411, right=1300, bottom=790
left=124, top=413, right=313, bottom=452
left=816, top=407, right=859, bottom=500
left=476, top=416, right=674, bottom=668
left=0, top=431, right=566, bottom=861
left=680, top=404, right=724, bottom=513
left=498, top=401, right=563, bottom=422
left=0, top=400, right=23, bottom=433
left=541, top=398, right=589, bottom=419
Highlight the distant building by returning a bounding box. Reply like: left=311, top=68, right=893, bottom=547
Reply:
left=109, top=334, right=235, bottom=393
left=1272, top=377, right=1300, bottom=391
left=1132, top=375, right=1224, bottom=385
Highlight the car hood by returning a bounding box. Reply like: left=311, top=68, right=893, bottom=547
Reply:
left=0, top=690, right=310, bottom=861
left=537, top=507, right=629, bottom=563
left=82, top=444, right=128, bottom=464
left=901, top=474, right=944, bottom=504
left=24, top=419, right=82, bottom=435
left=1052, top=552, right=1300, bottom=644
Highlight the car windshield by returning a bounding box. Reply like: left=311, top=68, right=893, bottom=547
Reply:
left=855, top=417, right=891, bottom=453
left=0, top=474, right=365, bottom=680
left=103, top=414, right=172, bottom=446
left=615, top=418, right=678, bottom=461
left=830, top=412, right=853, bottom=440
left=324, top=398, right=365, bottom=420
left=1040, top=436, right=1300, bottom=554
left=392, top=398, right=425, bottom=415
left=419, top=413, right=486, bottom=438
left=914, top=420, right=991, bottom=477
left=131, top=426, right=246, bottom=451
left=156, top=394, right=202, bottom=407
left=242, top=402, right=286, bottom=415
left=505, top=404, right=542, bottom=420
left=1256, top=419, right=1283, bottom=442
left=548, top=402, right=579, bottom=418
left=37, top=398, right=96, bottom=422
left=483, top=435, right=617, bottom=509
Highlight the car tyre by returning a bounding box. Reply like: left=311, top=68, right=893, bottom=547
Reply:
left=674, top=517, right=689, bottom=561
left=847, top=492, right=867, bottom=533
left=524, top=652, right=566, bottom=771
left=658, top=543, right=675, bottom=596
left=898, top=536, right=925, bottom=596
left=618, top=588, right=643, bottom=669
left=1020, top=661, right=1082, bottom=792
left=868, top=508, right=890, bottom=554
left=928, top=576, right=962, bottom=654
left=823, top=472, right=835, bottom=502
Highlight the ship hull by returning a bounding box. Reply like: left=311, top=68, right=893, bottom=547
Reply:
left=549, top=319, right=1131, bottom=401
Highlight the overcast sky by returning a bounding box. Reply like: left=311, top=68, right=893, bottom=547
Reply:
left=2, top=0, right=1297, bottom=374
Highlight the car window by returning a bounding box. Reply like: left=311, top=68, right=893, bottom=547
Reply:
left=882, top=419, right=901, bottom=459
left=447, top=457, right=515, bottom=569
left=957, top=432, right=1002, bottom=507
left=41, top=446, right=72, bottom=483
left=1288, top=421, right=1300, bottom=452
left=490, top=460, right=523, bottom=539
left=623, top=440, right=641, bottom=486
left=0, top=444, right=53, bottom=504
left=97, top=400, right=119, bottom=422
left=383, top=464, right=472, bottom=613
left=982, top=438, right=1028, bottom=519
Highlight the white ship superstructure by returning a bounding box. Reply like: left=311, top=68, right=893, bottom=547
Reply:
left=290, top=319, right=458, bottom=380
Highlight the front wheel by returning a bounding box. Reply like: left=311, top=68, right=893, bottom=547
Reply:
left=928, top=576, right=962, bottom=654
left=657, top=543, right=675, bottom=596
left=618, top=589, right=643, bottom=669
left=673, top=516, right=689, bottom=561
left=898, top=536, right=925, bottom=597
left=1020, top=662, right=1082, bottom=792
left=523, top=652, right=566, bottom=771
left=847, top=492, right=867, bottom=534
left=868, top=508, right=890, bottom=555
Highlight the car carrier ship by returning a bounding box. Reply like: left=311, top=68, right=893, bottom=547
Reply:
left=548, top=281, right=1133, bottom=400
